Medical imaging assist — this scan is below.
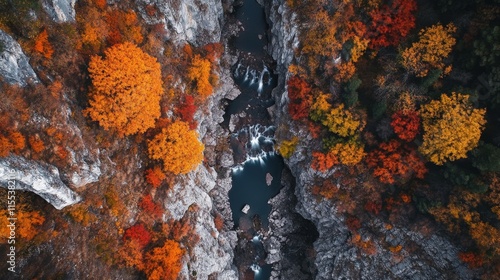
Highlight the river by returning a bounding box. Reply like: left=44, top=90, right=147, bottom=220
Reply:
left=225, top=0, right=283, bottom=279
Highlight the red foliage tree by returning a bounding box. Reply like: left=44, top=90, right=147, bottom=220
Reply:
left=367, top=0, right=417, bottom=49
left=391, top=110, right=420, bottom=142
left=364, top=201, right=382, bottom=215
left=139, top=194, right=163, bottom=219
left=123, top=223, right=152, bottom=249
left=458, top=252, right=484, bottom=269
left=366, top=140, right=427, bottom=184
left=287, top=76, right=312, bottom=120
left=145, top=167, right=166, bottom=188
left=176, top=95, right=198, bottom=129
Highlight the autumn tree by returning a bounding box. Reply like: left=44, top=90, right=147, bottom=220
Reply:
left=419, top=93, right=486, bottom=165
left=145, top=167, right=166, bottom=188
left=390, top=110, right=420, bottom=142
left=123, top=223, right=151, bottom=249
left=86, top=42, right=163, bottom=136
left=0, top=208, right=45, bottom=241
left=401, top=23, right=457, bottom=77
left=329, top=142, right=365, bottom=166
left=322, top=104, right=364, bottom=138
left=287, top=76, right=312, bottom=120
left=367, top=0, right=417, bottom=49
left=147, top=121, right=204, bottom=174
left=187, top=54, right=214, bottom=98
left=176, top=95, right=197, bottom=129
left=366, top=140, right=427, bottom=184
left=34, top=29, right=54, bottom=59
left=144, top=240, right=185, bottom=280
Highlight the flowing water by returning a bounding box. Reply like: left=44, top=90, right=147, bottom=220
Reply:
left=226, top=0, right=283, bottom=279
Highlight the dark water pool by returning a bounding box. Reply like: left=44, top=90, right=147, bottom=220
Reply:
left=229, top=154, right=284, bottom=229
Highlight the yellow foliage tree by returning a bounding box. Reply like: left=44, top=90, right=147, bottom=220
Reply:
left=401, top=23, right=457, bottom=77
left=419, top=93, right=486, bottom=165
left=86, top=43, right=163, bottom=137
left=148, top=121, right=204, bottom=174
left=277, top=137, right=299, bottom=158
left=323, top=104, right=363, bottom=137
left=187, top=54, right=213, bottom=98
left=330, top=142, right=365, bottom=166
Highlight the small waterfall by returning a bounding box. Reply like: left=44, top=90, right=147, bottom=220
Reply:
left=243, top=66, right=250, bottom=82
left=257, top=65, right=269, bottom=93
left=234, top=62, right=242, bottom=78
left=250, top=264, right=261, bottom=274
left=249, top=69, right=257, bottom=85
left=231, top=124, right=276, bottom=172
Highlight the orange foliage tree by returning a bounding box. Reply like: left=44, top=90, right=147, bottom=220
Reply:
left=311, top=151, right=338, bottom=172
left=367, top=0, right=417, bottom=49
left=144, top=239, right=185, bottom=280
left=145, top=167, right=166, bottom=188
left=0, top=208, right=45, bottom=241
left=366, top=140, right=427, bottom=184
left=147, top=121, right=204, bottom=175
left=86, top=42, right=163, bottom=136
left=34, top=29, right=54, bottom=59
left=187, top=54, right=214, bottom=98
left=419, top=93, right=486, bottom=165
left=287, top=76, right=312, bottom=120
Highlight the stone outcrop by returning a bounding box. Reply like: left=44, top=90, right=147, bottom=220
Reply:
left=42, top=0, right=77, bottom=22
left=0, top=156, right=80, bottom=210
left=265, top=0, right=478, bottom=279
left=0, top=30, right=39, bottom=86
left=137, top=0, right=224, bottom=46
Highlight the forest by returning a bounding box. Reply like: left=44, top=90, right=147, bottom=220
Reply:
left=280, top=0, right=500, bottom=276
left=0, top=0, right=498, bottom=279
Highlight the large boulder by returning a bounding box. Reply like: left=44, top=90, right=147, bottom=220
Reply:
left=0, top=30, right=39, bottom=86
left=0, top=156, right=80, bottom=210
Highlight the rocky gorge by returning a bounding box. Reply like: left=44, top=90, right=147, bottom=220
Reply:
left=0, top=0, right=482, bottom=279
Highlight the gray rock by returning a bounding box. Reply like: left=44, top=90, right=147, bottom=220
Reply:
left=0, top=30, right=39, bottom=86
left=137, top=0, right=223, bottom=45
left=265, top=172, right=273, bottom=186
left=241, top=204, right=250, bottom=214
left=0, top=156, right=80, bottom=210
left=42, top=0, right=76, bottom=22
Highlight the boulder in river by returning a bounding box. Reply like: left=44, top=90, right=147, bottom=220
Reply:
left=242, top=204, right=250, bottom=214
left=266, top=173, right=273, bottom=186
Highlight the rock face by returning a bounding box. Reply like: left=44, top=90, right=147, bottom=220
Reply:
left=265, top=0, right=477, bottom=279
left=0, top=156, right=80, bottom=210
left=163, top=65, right=239, bottom=279
left=0, top=30, right=39, bottom=86
left=42, top=0, right=77, bottom=22
left=137, top=0, right=224, bottom=45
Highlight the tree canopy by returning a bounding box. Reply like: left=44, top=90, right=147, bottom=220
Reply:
left=86, top=42, right=163, bottom=136
left=419, top=93, right=486, bottom=165
left=147, top=121, right=204, bottom=174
